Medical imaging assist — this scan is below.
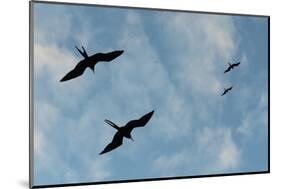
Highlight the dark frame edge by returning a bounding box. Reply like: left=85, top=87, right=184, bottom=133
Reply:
left=29, top=1, right=35, bottom=188
left=267, top=16, right=270, bottom=173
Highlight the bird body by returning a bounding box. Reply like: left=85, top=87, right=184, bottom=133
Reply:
left=221, top=86, right=233, bottom=96
left=224, top=62, right=240, bottom=73
left=60, top=46, right=124, bottom=82
left=100, top=110, right=154, bottom=155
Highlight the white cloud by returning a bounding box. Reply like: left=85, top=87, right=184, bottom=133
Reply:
left=158, top=14, right=237, bottom=96
left=237, top=92, right=268, bottom=137
left=150, top=13, right=240, bottom=130
left=33, top=99, right=113, bottom=184
left=88, top=158, right=111, bottom=180
left=152, top=150, right=190, bottom=177
left=34, top=6, right=73, bottom=46
left=152, top=127, right=240, bottom=176
left=34, top=129, right=44, bottom=158
left=34, top=43, right=77, bottom=80
left=197, top=127, right=240, bottom=171
left=34, top=102, right=60, bottom=161
left=108, top=11, right=194, bottom=138
left=218, top=134, right=240, bottom=170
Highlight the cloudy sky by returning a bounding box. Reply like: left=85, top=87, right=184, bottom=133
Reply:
left=32, top=2, right=269, bottom=186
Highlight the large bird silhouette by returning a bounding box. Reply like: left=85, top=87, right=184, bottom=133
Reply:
left=60, top=46, right=124, bottom=82
left=224, top=62, right=240, bottom=73
left=221, top=86, right=233, bottom=96
left=100, top=110, right=154, bottom=155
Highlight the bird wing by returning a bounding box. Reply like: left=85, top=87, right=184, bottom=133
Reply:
left=224, top=66, right=231, bottom=73
left=91, top=50, right=124, bottom=63
left=222, top=87, right=232, bottom=95
left=60, top=62, right=87, bottom=82
left=124, top=110, right=154, bottom=133
left=99, top=132, right=124, bottom=155
left=233, top=62, right=240, bottom=67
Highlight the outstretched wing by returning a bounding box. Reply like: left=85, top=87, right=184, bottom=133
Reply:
left=224, top=66, right=231, bottom=73
left=232, top=62, right=240, bottom=67
left=91, top=50, right=124, bottom=63
left=222, top=87, right=232, bottom=96
left=124, top=110, right=154, bottom=133
left=228, top=87, right=233, bottom=91
left=99, top=132, right=124, bottom=155
left=60, top=62, right=87, bottom=82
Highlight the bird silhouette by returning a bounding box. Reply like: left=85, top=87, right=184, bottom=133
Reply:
left=224, top=62, right=240, bottom=73
left=60, top=46, right=124, bottom=82
left=100, top=110, right=154, bottom=155
left=221, top=86, right=233, bottom=96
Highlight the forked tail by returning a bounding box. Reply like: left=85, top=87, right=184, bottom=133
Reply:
left=75, top=45, right=88, bottom=58
left=105, top=119, right=119, bottom=130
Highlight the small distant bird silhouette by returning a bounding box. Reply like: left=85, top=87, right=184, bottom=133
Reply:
left=100, top=110, right=154, bottom=155
left=221, top=86, right=233, bottom=96
left=60, top=46, right=124, bottom=82
left=224, top=62, right=240, bottom=73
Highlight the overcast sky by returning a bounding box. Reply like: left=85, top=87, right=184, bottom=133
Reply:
left=32, top=2, right=268, bottom=186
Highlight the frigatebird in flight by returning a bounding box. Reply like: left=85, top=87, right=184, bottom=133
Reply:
left=60, top=46, right=124, bottom=82
left=221, top=86, right=233, bottom=96
left=100, top=110, right=154, bottom=155
left=224, top=62, right=240, bottom=73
